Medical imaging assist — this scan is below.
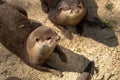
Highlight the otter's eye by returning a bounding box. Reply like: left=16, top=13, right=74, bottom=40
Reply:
left=46, top=37, right=51, bottom=40
left=35, top=37, right=40, bottom=42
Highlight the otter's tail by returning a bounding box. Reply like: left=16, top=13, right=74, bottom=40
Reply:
left=76, top=61, right=94, bottom=80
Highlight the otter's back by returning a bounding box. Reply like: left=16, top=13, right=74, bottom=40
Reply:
left=0, top=3, right=36, bottom=58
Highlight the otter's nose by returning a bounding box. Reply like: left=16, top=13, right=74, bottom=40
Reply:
left=74, top=9, right=80, bottom=13
left=56, top=36, right=60, bottom=41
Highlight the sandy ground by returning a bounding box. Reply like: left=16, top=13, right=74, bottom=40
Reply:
left=0, top=0, right=120, bottom=80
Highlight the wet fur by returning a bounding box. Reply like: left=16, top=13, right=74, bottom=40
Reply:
left=41, top=0, right=86, bottom=36
left=41, top=0, right=86, bottom=25
left=0, top=2, right=66, bottom=76
left=0, top=1, right=92, bottom=78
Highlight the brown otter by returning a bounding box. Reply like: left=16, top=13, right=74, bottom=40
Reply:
left=0, top=2, right=66, bottom=76
left=41, top=0, right=87, bottom=36
left=0, top=1, right=93, bottom=78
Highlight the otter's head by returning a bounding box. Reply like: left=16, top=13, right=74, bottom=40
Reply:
left=26, top=26, right=60, bottom=62
left=55, top=0, right=87, bottom=26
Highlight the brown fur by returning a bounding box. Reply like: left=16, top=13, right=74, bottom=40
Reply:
left=0, top=2, right=65, bottom=76
left=41, top=0, right=86, bottom=26
left=26, top=26, right=60, bottom=67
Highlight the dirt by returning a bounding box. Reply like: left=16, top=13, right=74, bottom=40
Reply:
left=0, top=0, right=120, bottom=80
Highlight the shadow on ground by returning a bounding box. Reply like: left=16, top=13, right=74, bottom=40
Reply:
left=38, top=0, right=119, bottom=47
left=76, top=0, right=119, bottom=47
left=46, top=46, right=97, bottom=74
left=4, top=0, right=119, bottom=46
left=6, top=76, right=22, bottom=80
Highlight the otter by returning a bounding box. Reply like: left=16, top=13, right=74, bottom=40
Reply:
left=0, top=2, right=66, bottom=76
left=0, top=1, right=93, bottom=79
left=41, top=0, right=87, bottom=36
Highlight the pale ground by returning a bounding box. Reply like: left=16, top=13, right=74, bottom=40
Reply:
left=0, top=0, right=120, bottom=80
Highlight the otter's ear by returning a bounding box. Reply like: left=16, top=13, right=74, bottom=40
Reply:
left=34, top=37, right=40, bottom=42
